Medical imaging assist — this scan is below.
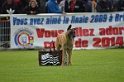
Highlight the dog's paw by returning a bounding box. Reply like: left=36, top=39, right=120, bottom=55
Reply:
left=68, top=62, right=72, bottom=66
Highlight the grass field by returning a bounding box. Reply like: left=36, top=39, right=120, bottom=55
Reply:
left=0, top=49, right=124, bottom=82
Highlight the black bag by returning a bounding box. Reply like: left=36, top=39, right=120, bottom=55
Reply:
left=38, top=41, right=62, bottom=66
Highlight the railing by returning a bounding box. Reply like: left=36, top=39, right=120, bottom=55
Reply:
left=0, top=16, right=10, bottom=49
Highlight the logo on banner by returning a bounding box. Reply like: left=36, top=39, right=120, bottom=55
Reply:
left=14, top=28, right=34, bottom=48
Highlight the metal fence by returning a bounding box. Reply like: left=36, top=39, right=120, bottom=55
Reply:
left=0, top=16, right=10, bottom=49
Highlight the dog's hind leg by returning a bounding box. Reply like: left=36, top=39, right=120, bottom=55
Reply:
left=61, top=49, right=66, bottom=67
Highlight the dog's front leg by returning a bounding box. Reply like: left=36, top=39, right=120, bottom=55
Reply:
left=67, top=50, right=72, bottom=65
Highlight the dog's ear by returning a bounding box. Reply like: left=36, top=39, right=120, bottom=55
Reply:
left=67, top=24, right=72, bottom=31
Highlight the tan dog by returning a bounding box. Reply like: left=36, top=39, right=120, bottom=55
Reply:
left=55, top=25, right=76, bottom=66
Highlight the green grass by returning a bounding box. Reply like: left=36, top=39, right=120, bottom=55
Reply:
left=0, top=49, right=124, bottom=82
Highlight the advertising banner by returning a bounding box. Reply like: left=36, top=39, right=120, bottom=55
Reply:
left=10, top=12, right=124, bottom=49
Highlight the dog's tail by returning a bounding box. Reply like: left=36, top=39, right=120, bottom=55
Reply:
left=55, top=37, right=59, bottom=50
left=52, top=40, right=55, bottom=51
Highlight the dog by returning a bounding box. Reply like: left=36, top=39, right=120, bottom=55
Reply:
left=55, top=25, right=76, bottom=66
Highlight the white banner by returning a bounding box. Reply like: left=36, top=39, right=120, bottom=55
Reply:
left=10, top=12, right=124, bottom=49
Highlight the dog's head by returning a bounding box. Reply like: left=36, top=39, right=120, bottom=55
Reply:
left=67, top=25, right=76, bottom=41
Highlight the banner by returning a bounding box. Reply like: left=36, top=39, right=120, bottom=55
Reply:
left=10, top=12, right=124, bottom=49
